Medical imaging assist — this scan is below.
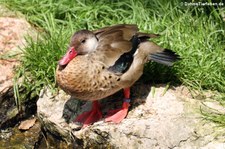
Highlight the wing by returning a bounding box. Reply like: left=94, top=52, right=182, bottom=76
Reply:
left=93, top=24, right=138, bottom=40
left=91, top=24, right=158, bottom=67
left=108, top=35, right=140, bottom=74
left=88, top=24, right=137, bottom=66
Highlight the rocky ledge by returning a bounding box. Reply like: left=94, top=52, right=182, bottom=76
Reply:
left=37, top=84, right=225, bottom=148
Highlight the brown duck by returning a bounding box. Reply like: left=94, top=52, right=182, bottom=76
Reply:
left=56, top=24, right=179, bottom=127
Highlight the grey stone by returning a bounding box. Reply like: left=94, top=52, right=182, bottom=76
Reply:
left=37, top=85, right=225, bottom=148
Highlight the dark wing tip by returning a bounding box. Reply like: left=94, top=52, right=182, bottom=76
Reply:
left=150, top=49, right=180, bottom=66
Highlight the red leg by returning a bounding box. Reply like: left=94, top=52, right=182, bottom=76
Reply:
left=75, top=101, right=102, bottom=128
left=105, top=88, right=130, bottom=123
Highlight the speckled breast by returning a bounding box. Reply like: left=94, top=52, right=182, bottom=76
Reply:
left=56, top=56, right=122, bottom=101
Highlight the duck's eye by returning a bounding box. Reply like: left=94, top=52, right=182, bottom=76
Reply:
left=81, top=39, right=86, bottom=44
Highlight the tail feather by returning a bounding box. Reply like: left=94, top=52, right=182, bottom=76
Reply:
left=149, top=49, right=180, bottom=66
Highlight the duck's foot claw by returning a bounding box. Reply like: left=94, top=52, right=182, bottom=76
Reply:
left=75, top=101, right=102, bottom=128
left=105, top=102, right=130, bottom=123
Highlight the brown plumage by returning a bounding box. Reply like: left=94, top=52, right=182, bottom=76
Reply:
left=56, top=24, right=179, bottom=127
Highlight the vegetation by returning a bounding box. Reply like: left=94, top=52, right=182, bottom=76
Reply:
left=1, top=0, right=224, bottom=122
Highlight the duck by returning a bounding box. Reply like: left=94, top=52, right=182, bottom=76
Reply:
left=56, top=24, right=179, bottom=128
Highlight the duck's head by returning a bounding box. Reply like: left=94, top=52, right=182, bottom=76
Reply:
left=58, top=30, right=98, bottom=66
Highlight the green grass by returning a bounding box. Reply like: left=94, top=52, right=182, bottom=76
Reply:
left=1, top=0, right=224, bottom=120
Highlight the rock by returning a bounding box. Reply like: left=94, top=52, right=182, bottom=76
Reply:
left=0, top=17, right=37, bottom=96
left=0, top=7, right=38, bottom=128
left=0, top=5, right=38, bottom=99
left=37, top=84, right=225, bottom=148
